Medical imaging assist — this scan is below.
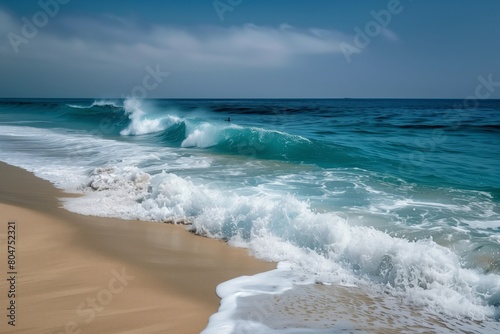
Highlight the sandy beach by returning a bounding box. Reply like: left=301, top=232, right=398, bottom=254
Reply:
left=0, top=162, right=275, bottom=333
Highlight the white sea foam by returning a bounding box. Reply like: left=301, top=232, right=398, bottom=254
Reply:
left=464, top=220, right=500, bottom=230
left=0, top=125, right=209, bottom=190
left=202, top=263, right=317, bottom=334
left=203, top=271, right=500, bottom=333
left=59, top=163, right=500, bottom=323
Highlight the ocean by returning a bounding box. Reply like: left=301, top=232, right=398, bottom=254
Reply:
left=0, top=98, right=499, bottom=333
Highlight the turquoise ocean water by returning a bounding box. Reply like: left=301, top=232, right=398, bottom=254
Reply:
left=0, top=98, right=499, bottom=332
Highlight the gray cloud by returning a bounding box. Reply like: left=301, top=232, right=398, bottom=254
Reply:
left=1, top=10, right=349, bottom=69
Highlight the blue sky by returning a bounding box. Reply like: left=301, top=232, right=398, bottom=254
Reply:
left=1, top=0, right=499, bottom=98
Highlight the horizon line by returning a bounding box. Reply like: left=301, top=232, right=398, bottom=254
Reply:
left=1, top=97, right=500, bottom=101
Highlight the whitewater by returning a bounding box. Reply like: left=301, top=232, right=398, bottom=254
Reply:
left=0, top=97, right=499, bottom=333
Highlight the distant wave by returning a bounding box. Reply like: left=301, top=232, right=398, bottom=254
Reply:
left=66, top=104, right=90, bottom=109
left=66, top=100, right=122, bottom=109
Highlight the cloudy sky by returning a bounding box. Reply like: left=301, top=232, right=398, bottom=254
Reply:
left=1, top=0, right=499, bottom=98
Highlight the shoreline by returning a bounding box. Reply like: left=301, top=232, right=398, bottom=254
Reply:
left=0, top=162, right=275, bottom=333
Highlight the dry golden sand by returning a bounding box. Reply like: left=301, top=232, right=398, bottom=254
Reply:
left=0, top=162, right=275, bottom=333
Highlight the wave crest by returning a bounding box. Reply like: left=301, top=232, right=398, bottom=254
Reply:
left=120, top=98, right=181, bottom=136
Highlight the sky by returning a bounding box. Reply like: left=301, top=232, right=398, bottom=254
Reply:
left=0, top=0, right=499, bottom=98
